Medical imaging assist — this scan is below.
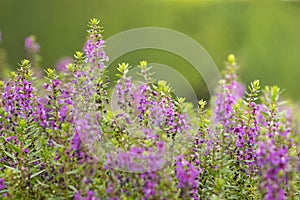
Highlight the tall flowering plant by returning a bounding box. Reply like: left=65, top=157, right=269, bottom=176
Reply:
left=0, top=18, right=300, bottom=200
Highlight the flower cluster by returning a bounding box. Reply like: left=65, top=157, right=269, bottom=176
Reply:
left=84, top=18, right=109, bottom=69
left=24, top=36, right=40, bottom=54
left=257, top=141, right=289, bottom=200
left=214, top=54, right=244, bottom=131
left=175, top=155, right=199, bottom=199
left=0, top=18, right=300, bottom=200
left=24, top=35, right=42, bottom=75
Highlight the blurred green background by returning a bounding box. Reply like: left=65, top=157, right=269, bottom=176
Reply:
left=0, top=0, right=300, bottom=101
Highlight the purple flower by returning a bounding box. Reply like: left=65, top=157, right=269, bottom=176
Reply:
left=56, top=57, right=72, bottom=72
left=25, top=37, right=33, bottom=49
left=58, top=105, right=68, bottom=121
left=71, top=132, right=81, bottom=151
left=84, top=37, right=108, bottom=68
left=115, top=76, right=135, bottom=110
left=141, top=172, right=157, bottom=200
left=53, top=79, right=60, bottom=88
left=36, top=101, right=48, bottom=127
left=86, top=190, right=97, bottom=200
left=84, top=178, right=91, bottom=184
left=214, top=80, right=244, bottom=130
left=74, top=191, right=81, bottom=200
left=1, top=65, right=48, bottom=129
left=25, top=36, right=40, bottom=53
left=257, top=141, right=289, bottom=200
left=106, top=183, right=115, bottom=194
left=74, top=190, right=98, bottom=200
left=0, top=178, right=6, bottom=190
left=175, top=155, right=199, bottom=189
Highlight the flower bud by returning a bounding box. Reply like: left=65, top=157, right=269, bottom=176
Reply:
left=227, top=54, right=236, bottom=65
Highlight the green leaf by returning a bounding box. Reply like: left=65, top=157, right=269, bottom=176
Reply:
left=4, top=165, right=20, bottom=173
left=2, top=149, right=16, bottom=160
left=67, top=168, right=81, bottom=175
left=31, top=169, right=46, bottom=178
left=68, top=185, right=78, bottom=192
left=7, top=142, right=20, bottom=153
left=0, top=189, right=9, bottom=194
